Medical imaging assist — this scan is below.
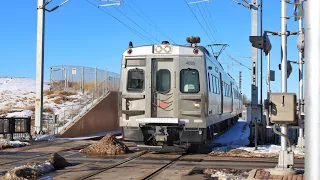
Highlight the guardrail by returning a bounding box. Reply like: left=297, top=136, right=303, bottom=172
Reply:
left=0, top=117, right=32, bottom=141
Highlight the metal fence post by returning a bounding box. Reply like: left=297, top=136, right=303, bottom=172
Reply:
left=95, top=67, right=97, bottom=89
left=65, top=67, right=68, bottom=89
left=81, top=66, right=84, bottom=93
left=50, top=67, right=53, bottom=91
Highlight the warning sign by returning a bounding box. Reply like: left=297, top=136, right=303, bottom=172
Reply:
left=72, top=68, right=77, bottom=75
left=36, top=99, right=40, bottom=106
left=252, top=107, right=257, bottom=115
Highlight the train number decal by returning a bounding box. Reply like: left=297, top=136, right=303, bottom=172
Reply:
left=186, top=61, right=195, bottom=65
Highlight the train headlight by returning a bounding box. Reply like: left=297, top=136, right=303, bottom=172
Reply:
left=155, top=45, right=162, bottom=52
left=153, top=45, right=172, bottom=54
left=193, top=102, right=200, bottom=108
left=164, top=45, right=171, bottom=53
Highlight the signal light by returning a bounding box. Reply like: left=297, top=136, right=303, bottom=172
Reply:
left=193, top=49, right=199, bottom=54
left=127, top=49, right=132, bottom=54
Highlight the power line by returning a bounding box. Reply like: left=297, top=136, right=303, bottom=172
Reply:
left=200, top=2, right=252, bottom=70
left=195, top=3, right=217, bottom=43
left=128, top=0, right=177, bottom=44
left=111, top=5, right=159, bottom=43
left=84, top=0, right=154, bottom=43
left=182, top=0, right=214, bottom=44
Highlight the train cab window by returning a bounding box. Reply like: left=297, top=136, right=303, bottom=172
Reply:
left=127, top=69, right=145, bottom=92
left=180, top=69, right=200, bottom=93
left=156, top=69, right=171, bottom=92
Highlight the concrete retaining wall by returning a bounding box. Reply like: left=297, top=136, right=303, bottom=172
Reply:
left=58, top=92, right=120, bottom=138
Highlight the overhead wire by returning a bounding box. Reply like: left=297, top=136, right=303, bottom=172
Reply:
left=129, top=0, right=177, bottom=44
left=84, top=0, right=154, bottom=43
left=201, top=1, right=252, bottom=70
left=111, top=5, right=159, bottom=43
left=182, top=0, right=215, bottom=44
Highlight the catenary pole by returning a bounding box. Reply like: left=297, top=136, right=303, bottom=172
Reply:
left=305, top=0, right=320, bottom=179
left=35, top=0, right=45, bottom=134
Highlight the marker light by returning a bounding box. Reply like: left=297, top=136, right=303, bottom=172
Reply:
left=127, top=49, right=132, bottom=54
left=193, top=102, right=200, bottom=108
left=193, top=49, right=199, bottom=54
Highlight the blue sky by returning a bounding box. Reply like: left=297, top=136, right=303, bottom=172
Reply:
left=0, top=0, right=303, bottom=100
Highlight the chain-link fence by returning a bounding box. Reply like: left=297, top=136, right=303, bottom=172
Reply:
left=50, top=65, right=120, bottom=93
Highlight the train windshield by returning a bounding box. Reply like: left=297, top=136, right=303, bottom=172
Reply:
left=127, top=69, right=145, bottom=92
left=156, top=69, right=171, bottom=93
left=180, top=69, right=200, bottom=93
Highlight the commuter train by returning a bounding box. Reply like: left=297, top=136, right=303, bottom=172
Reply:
left=118, top=37, right=242, bottom=152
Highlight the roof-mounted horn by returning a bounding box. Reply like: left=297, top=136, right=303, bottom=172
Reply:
left=186, top=36, right=200, bottom=47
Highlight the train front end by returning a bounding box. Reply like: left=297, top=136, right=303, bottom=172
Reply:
left=119, top=39, right=207, bottom=152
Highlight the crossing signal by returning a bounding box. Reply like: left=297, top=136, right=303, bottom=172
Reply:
left=249, top=32, right=272, bottom=55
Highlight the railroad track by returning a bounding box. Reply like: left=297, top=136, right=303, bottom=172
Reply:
left=74, top=150, right=148, bottom=180
left=59, top=152, right=305, bottom=180
left=0, top=140, right=92, bottom=166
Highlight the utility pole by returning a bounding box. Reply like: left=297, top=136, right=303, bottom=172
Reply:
left=35, top=0, right=45, bottom=135
left=259, top=0, right=263, bottom=147
left=280, top=0, right=288, bottom=154
left=35, top=0, right=70, bottom=134
left=250, top=0, right=259, bottom=150
left=295, top=1, right=305, bottom=152
left=305, top=0, right=320, bottom=179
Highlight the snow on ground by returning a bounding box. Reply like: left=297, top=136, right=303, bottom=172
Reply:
left=238, top=144, right=305, bottom=156
left=0, top=77, right=90, bottom=132
left=204, top=169, right=249, bottom=180
left=33, top=130, right=122, bottom=142
left=210, top=119, right=305, bottom=158
left=212, top=119, right=250, bottom=152
left=5, top=110, right=33, bottom=118
left=0, top=139, right=30, bottom=149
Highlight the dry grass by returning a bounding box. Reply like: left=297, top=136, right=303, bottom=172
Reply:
left=25, top=105, right=35, bottom=112
left=54, top=98, right=63, bottom=104
left=51, top=81, right=98, bottom=93
left=43, top=107, right=54, bottom=113
left=44, top=89, right=54, bottom=96
left=0, top=107, right=10, bottom=115
left=57, top=90, right=77, bottom=96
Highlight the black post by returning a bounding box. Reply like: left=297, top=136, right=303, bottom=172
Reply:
left=9, top=118, right=15, bottom=141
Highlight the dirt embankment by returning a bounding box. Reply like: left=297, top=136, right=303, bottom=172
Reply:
left=79, top=134, right=129, bottom=155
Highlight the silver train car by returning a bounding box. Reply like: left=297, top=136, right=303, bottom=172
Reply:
left=118, top=37, right=242, bottom=152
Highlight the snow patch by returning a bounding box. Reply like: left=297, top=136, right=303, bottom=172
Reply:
left=238, top=144, right=305, bottom=155
left=6, top=110, right=33, bottom=118
left=212, top=119, right=250, bottom=152
left=0, top=139, right=30, bottom=148
left=34, top=135, right=57, bottom=141
left=211, top=171, right=246, bottom=180
left=27, top=161, right=55, bottom=174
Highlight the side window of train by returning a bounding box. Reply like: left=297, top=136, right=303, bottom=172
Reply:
left=156, top=69, right=171, bottom=93
left=127, top=69, right=145, bottom=92
left=215, top=77, right=220, bottom=94
left=180, top=69, right=200, bottom=93
left=211, top=74, right=215, bottom=94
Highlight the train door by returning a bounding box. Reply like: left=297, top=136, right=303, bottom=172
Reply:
left=151, top=58, right=174, bottom=118
left=219, top=73, right=223, bottom=114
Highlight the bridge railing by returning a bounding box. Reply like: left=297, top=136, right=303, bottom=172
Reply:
left=50, top=65, right=120, bottom=93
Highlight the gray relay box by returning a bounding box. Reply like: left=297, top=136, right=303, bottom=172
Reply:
left=270, top=93, right=297, bottom=124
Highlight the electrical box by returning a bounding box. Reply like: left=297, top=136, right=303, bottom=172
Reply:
left=270, top=93, right=297, bottom=124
